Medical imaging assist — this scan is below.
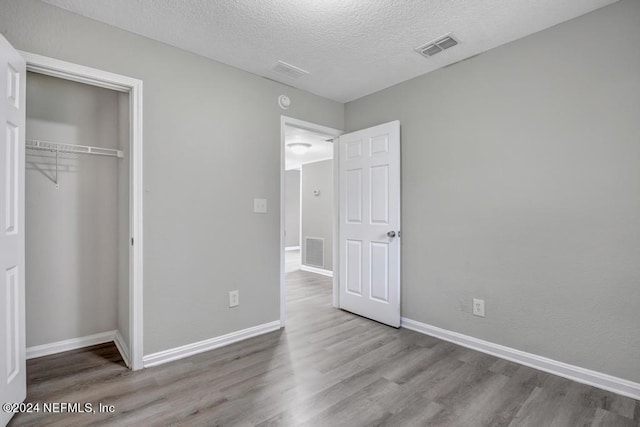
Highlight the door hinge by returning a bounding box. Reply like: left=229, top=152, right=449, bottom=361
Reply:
left=131, top=237, right=134, bottom=246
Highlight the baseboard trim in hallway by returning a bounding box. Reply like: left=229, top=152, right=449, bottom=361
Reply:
left=142, top=320, right=282, bottom=368
left=299, top=265, right=333, bottom=277
left=401, top=317, right=640, bottom=400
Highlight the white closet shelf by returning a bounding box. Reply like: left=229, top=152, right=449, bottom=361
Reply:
left=26, top=139, right=124, bottom=158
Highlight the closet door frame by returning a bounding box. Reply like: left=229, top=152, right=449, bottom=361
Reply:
left=19, top=51, right=145, bottom=371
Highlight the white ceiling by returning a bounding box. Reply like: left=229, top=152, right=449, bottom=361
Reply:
left=284, top=126, right=333, bottom=171
left=42, top=0, right=617, bottom=102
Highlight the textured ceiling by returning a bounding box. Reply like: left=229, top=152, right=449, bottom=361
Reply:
left=285, top=127, right=333, bottom=171
left=42, top=0, right=617, bottom=102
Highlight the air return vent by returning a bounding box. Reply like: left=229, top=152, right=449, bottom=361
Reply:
left=272, top=60, right=310, bottom=80
left=305, top=237, right=324, bottom=268
left=415, top=34, right=459, bottom=58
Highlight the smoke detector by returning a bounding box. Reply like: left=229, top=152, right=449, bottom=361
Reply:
left=415, top=34, right=459, bottom=58
left=271, top=60, right=309, bottom=80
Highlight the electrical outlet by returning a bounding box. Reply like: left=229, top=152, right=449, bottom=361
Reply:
left=473, top=298, right=485, bottom=317
left=253, top=198, right=267, bottom=213
left=229, top=290, right=239, bottom=308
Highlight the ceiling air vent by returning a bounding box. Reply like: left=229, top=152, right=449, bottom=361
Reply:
left=415, top=34, right=459, bottom=58
left=272, top=60, right=310, bottom=80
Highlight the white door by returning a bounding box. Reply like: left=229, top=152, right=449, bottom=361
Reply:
left=0, top=35, right=26, bottom=426
left=339, top=121, right=400, bottom=327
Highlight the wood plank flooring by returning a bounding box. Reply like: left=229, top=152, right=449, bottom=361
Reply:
left=9, top=252, right=640, bottom=426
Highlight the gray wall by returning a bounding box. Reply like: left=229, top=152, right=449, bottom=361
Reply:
left=301, top=160, right=333, bottom=271
left=25, top=72, right=120, bottom=346
left=345, top=0, right=640, bottom=382
left=284, top=170, right=300, bottom=248
left=0, top=0, right=344, bottom=355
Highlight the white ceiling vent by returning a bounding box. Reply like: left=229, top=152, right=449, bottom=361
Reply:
left=272, top=60, right=310, bottom=80
left=415, top=34, right=459, bottom=58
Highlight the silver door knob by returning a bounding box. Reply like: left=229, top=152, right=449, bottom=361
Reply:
left=387, top=231, right=396, bottom=238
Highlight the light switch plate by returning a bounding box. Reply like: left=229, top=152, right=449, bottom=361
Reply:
left=254, top=198, right=267, bottom=213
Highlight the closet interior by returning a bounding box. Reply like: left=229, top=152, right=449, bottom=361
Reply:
left=24, top=71, right=131, bottom=365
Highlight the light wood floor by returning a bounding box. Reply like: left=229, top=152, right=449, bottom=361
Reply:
left=10, top=253, right=640, bottom=426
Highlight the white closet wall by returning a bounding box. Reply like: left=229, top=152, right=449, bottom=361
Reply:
left=25, top=72, right=128, bottom=348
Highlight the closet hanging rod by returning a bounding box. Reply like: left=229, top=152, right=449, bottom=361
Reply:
left=26, top=139, right=124, bottom=159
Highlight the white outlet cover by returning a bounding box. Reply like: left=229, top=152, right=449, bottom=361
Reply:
left=229, top=290, right=239, bottom=307
left=253, top=198, right=267, bottom=213
left=473, top=298, right=485, bottom=317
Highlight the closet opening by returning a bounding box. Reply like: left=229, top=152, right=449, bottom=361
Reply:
left=21, top=52, right=143, bottom=370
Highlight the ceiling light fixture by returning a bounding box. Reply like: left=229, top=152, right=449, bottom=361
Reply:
left=287, top=142, right=311, bottom=155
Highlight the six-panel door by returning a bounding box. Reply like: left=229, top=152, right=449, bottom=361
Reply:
left=0, top=34, right=26, bottom=427
left=339, top=121, right=400, bottom=327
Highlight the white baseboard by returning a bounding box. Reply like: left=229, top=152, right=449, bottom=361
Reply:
left=113, top=330, right=131, bottom=368
left=285, top=246, right=300, bottom=251
left=300, top=265, right=333, bottom=277
left=26, top=330, right=117, bottom=360
left=142, top=320, right=282, bottom=368
left=401, top=317, right=640, bottom=400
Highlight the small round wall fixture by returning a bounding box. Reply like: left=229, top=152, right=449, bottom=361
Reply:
left=287, top=142, right=311, bottom=155
left=278, top=95, right=291, bottom=109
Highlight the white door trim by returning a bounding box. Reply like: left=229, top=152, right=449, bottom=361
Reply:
left=280, top=116, right=342, bottom=326
left=19, top=51, right=144, bottom=370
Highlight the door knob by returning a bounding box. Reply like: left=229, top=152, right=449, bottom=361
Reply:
left=387, top=231, right=396, bottom=238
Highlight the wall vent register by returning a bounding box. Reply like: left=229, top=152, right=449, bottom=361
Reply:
left=271, top=60, right=309, bottom=80
left=305, top=237, right=324, bottom=268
